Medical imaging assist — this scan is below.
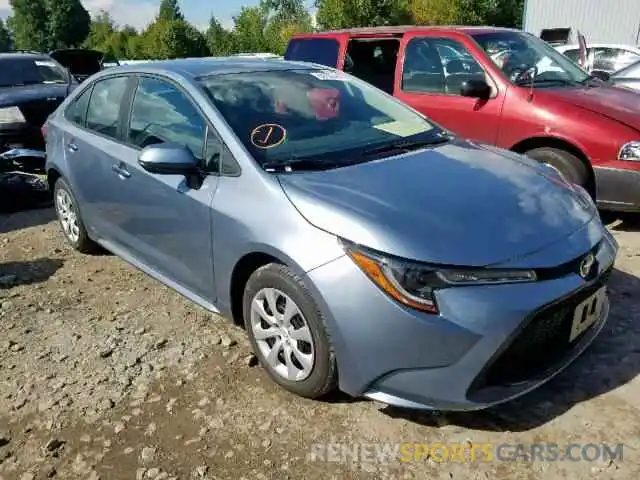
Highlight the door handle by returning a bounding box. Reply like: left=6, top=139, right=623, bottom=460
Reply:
left=67, top=142, right=78, bottom=152
left=111, top=163, right=131, bottom=179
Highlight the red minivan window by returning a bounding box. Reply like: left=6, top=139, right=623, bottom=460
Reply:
left=285, top=38, right=341, bottom=68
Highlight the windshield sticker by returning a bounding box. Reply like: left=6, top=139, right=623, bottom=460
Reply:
left=309, top=70, right=346, bottom=81
left=250, top=124, right=287, bottom=149
left=35, top=61, right=58, bottom=68
left=374, top=121, right=428, bottom=137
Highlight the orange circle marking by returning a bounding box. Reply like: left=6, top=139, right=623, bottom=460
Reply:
left=250, top=123, right=287, bottom=149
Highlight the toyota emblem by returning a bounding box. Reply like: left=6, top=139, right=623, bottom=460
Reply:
left=579, top=253, right=595, bottom=279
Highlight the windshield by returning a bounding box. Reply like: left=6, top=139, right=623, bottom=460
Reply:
left=472, top=31, right=590, bottom=86
left=612, top=59, right=640, bottom=78
left=199, top=68, right=438, bottom=170
left=0, top=57, right=69, bottom=87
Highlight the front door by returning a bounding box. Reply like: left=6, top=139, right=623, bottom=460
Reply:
left=394, top=32, right=505, bottom=145
left=107, top=76, right=219, bottom=302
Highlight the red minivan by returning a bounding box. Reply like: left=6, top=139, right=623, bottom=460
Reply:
left=285, top=26, right=640, bottom=212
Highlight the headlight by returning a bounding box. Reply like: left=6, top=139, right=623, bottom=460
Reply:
left=0, top=106, right=26, bottom=124
left=342, top=241, right=537, bottom=314
left=618, top=141, right=640, bottom=161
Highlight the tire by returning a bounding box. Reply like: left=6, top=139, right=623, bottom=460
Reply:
left=243, top=263, right=338, bottom=399
left=525, top=147, right=589, bottom=187
left=53, top=177, right=98, bottom=253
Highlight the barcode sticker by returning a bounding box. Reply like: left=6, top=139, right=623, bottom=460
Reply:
left=35, top=61, right=58, bottom=68
left=309, top=70, right=346, bottom=81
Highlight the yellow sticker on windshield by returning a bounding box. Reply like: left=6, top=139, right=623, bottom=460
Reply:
left=251, top=124, right=287, bottom=149
left=374, top=121, right=428, bottom=137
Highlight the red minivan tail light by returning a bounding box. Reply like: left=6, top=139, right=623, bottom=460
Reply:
left=41, top=124, right=47, bottom=138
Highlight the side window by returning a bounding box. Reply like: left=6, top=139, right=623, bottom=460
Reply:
left=127, top=77, right=206, bottom=162
left=344, top=39, right=400, bottom=94
left=590, top=47, right=633, bottom=71
left=402, top=37, right=486, bottom=95
left=65, top=86, right=93, bottom=126
left=563, top=49, right=580, bottom=62
left=86, top=76, right=129, bottom=139
left=204, top=126, right=240, bottom=176
left=284, top=38, right=340, bottom=67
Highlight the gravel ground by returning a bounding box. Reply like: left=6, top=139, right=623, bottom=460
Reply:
left=1, top=208, right=639, bottom=480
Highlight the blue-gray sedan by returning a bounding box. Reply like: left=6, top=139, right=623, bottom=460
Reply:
left=44, top=58, right=618, bottom=411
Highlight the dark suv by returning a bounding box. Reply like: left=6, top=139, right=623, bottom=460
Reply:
left=0, top=49, right=105, bottom=173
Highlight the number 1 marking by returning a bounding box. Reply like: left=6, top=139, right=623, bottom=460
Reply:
left=260, top=126, right=274, bottom=144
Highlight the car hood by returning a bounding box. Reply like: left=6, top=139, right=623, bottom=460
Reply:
left=49, top=49, right=104, bottom=77
left=538, top=85, right=640, bottom=131
left=277, top=140, right=596, bottom=266
left=0, top=84, right=69, bottom=108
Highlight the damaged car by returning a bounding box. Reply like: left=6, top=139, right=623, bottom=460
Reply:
left=0, top=49, right=106, bottom=174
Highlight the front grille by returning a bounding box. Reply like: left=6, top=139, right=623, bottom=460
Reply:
left=475, top=268, right=612, bottom=389
left=18, top=97, right=64, bottom=126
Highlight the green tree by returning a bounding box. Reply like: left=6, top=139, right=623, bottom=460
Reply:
left=139, top=18, right=209, bottom=59
left=232, top=5, right=270, bottom=52
left=7, top=0, right=49, bottom=51
left=44, top=0, right=91, bottom=49
left=84, top=10, right=116, bottom=51
left=8, top=0, right=90, bottom=51
left=0, top=19, right=12, bottom=52
left=405, top=0, right=460, bottom=25
left=265, top=0, right=308, bottom=23
left=205, top=16, right=236, bottom=56
left=315, top=0, right=408, bottom=30
left=158, top=0, right=184, bottom=21
left=486, top=0, right=524, bottom=28
left=457, top=0, right=524, bottom=27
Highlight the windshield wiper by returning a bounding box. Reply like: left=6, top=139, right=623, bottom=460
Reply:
left=362, top=131, right=451, bottom=157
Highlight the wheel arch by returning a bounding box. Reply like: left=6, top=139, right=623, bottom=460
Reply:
left=46, top=166, right=63, bottom=192
left=509, top=136, right=596, bottom=196
left=228, top=249, right=296, bottom=328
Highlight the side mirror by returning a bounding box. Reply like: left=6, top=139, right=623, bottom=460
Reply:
left=590, top=69, right=610, bottom=81
left=460, top=79, right=492, bottom=99
left=138, top=142, right=199, bottom=175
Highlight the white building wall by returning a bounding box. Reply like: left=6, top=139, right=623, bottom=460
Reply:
left=523, top=0, right=640, bottom=45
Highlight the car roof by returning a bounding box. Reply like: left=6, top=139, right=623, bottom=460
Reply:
left=108, top=56, right=318, bottom=79
left=0, top=51, right=51, bottom=60
left=556, top=44, right=640, bottom=52
left=293, top=25, right=520, bottom=37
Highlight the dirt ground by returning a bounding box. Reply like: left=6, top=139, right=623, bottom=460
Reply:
left=1, top=208, right=639, bottom=480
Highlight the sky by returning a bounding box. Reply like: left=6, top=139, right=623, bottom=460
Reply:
left=0, top=0, right=296, bottom=32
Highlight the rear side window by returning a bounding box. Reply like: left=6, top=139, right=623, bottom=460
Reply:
left=562, top=49, right=580, bottom=62
left=285, top=38, right=340, bottom=67
left=65, top=86, right=93, bottom=126
left=86, top=76, right=129, bottom=139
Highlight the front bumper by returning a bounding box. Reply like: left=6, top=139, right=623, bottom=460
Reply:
left=1, top=125, right=47, bottom=173
left=305, top=220, right=618, bottom=411
left=594, top=165, right=640, bottom=212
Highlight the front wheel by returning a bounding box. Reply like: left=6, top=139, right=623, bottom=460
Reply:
left=243, top=263, right=338, bottom=399
left=525, top=147, right=589, bottom=188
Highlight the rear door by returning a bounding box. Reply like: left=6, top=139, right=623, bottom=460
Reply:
left=60, top=75, right=134, bottom=240
left=394, top=31, right=504, bottom=144
left=109, top=75, right=219, bottom=302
